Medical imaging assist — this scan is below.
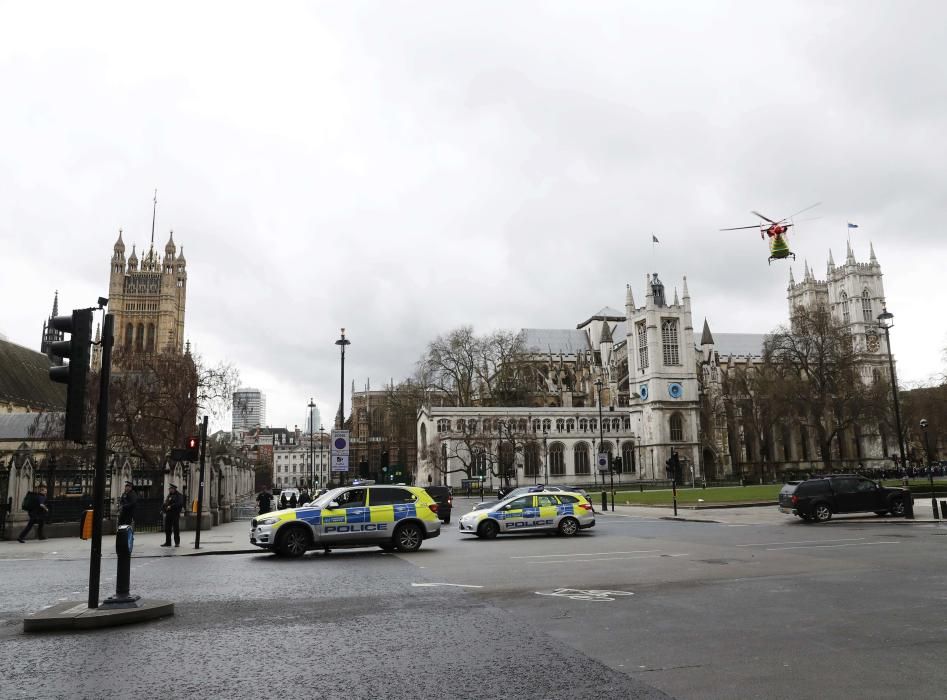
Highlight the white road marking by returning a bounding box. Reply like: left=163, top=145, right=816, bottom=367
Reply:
left=528, top=553, right=690, bottom=564
left=535, top=588, right=634, bottom=602
left=510, top=550, right=660, bottom=559
left=411, top=582, right=484, bottom=588
left=737, top=538, right=866, bottom=547
left=765, top=541, right=900, bottom=551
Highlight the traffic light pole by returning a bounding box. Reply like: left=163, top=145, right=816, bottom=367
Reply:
left=194, top=415, right=209, bottom=549
left=88, top=313, right=113, bottom=609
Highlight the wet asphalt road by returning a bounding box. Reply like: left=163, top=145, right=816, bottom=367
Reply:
left=1, top=505, right=946, bottom=699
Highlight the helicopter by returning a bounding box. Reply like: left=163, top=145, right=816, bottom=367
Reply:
left=721, top=202, right=821, bottom=264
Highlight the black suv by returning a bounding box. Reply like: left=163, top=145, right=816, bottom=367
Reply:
left=778, top=475, right=908, bottom=522
left=424, top=486, right=453, bottom=524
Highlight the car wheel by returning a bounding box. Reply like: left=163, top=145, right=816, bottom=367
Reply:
left=813, top=503, right=832, bottom=523
left=558, top=517, right=580, bottom=536
left=276, top=526, right=310, bottom=558
left=394, top=523, right=424, bottom=552
left=889, top=498, right=905, bottom=517
left=478, top=520, right=499, bottom=539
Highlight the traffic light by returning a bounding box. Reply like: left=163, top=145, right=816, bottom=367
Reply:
left=48, top=308, right=94, bottom=443
left=186, top=435, right=200, bottom=461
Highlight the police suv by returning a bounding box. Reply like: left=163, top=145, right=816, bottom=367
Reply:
left=250, top=485, right=441, bottom=557
left=458, top=490, right=595, bottom=539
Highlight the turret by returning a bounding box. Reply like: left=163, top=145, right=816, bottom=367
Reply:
left=827, top=249, right=835, bottom=275
left=165, top=230, right=176, bottom=260
left=127, top=245, right=138, bottom=272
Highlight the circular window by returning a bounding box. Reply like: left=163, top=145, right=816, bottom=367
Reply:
left=668, top=382, right=683, bottom=399
left=638, top=384, right=649, bottom=401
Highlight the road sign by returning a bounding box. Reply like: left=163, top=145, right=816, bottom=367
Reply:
left=331, top=430, right=350, bottom=455
left=331, top=454, right=349, bottom=472
left=597, top=453, right=609, bottom=471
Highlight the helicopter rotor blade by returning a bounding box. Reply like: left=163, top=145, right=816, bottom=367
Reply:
left=720, top=225, right=764, bottom=231
left=785, top=201, right=822, bottom=221
left=751, top=210, right=778, bottom=224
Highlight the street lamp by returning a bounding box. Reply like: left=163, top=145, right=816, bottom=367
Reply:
left=595, top=377, right=606, bottom=490
left=920, top=419, right=939, bottom=519
left=335, top=329, right=351, bottom=486
left=319, top=425, right=326, bottom=488
left=542, top=428, right=548, bottom=484
left=308, top=397, right=316, bottom=489
left=877, top=308, right=911, bottom=518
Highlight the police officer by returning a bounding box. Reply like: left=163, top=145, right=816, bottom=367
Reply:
left=161, top=484, right=184, bottom=547
left=118, top=481, right=137, bottom=527
left=257, top=487, right=274, bottom=515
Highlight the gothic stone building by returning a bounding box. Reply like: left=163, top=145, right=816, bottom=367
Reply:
left=417, top=243, right=892, bottom=488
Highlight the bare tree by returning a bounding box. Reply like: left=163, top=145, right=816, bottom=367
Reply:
left=765, top=304, right=887, bottom=470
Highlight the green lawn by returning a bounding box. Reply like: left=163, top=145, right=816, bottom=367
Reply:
left=613, top=479, right=947, bottom=507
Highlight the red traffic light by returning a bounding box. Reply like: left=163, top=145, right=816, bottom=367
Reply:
left=187, top=436, right=199, bottom=450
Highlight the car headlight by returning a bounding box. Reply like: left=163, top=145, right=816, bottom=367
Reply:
left=257, top=517, right=279, bottom=526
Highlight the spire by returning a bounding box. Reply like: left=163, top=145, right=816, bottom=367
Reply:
left=682, top=275, right=690, bottom=300
left=869, top=241, right=877, bottom=264
left=51, top=290, right=59, bottom=317
left=165, top=230, right=176, bottom=258
left=176, top=246, right=186, bottom=265
left=827, top=248, right=835, bottom=272
left=128, top=244, right=138, bottom=269
left=625, top=283, right=635, bottom=310
left=113, top=229, right=125, bottom=255
left=700, top=318, right=715, bottom=345
left=150, top=188, right=158, bottom=247
left=94, top=322, right=101, bottom=343
left=846, top=239, right=855, bottom=264
left=788, top=266, right=796, bottom=286
left=804, top=260, right=811, bottom=281
left=600, top=321, right=613, bottom=343
left=673, top=287, right=679, bottom=305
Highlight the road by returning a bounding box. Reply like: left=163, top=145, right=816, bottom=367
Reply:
left=1, top=500, right=945, bottom=699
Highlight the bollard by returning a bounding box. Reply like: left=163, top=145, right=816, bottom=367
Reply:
left=940, top=500, right=947, bottom=520
left=601, top=491, right=608, bottom=512
left=672, top=479, right=678, bottom=517
left=639, top=483, right=644, bottom=493
left=100, top=525, right=141, bottom=608
left=611, top=490, right=616, bottom=512
left=902, top=489, right=914, bottom=520
left=701, top=480, right=707, bottom=490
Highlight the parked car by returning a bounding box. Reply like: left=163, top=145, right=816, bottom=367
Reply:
left=424, top=485, right=453, bottom=524
left=778, top=475, right=909, bottom=523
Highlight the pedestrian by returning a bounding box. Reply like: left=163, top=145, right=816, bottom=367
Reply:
left=161, top=483, right=184, bottom=547
left=289, top=492, right=297, bottom=508
left=118, top=481, right=137, bottom=527
left=18, top=484, right=49, bottom=542
left=298, top=489, right=310, bottom=506
left=257, top=487, right=274, bottom=515
left=280, top=492, right=288, bottom=509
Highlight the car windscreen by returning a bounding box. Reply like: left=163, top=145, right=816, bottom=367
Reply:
left=311, top=487, right=346, bottom=508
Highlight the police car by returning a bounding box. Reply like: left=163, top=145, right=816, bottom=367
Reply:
left=458, top=490, right=595, bottom=539
left=250, top=485, right=441, bottom=557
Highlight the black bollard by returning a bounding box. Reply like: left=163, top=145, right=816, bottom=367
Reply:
left=601, top=491, right=608, bottom=512
left=100, top=525, right=141, bottom=608
left=940, top=500, right=947, bottom=520
left=902, top=488, right=914, bottom=520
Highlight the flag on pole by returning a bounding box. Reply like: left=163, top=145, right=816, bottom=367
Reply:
left=652, top=234, right=660, bottom=243
left=847, top=222, right=858, bottom=229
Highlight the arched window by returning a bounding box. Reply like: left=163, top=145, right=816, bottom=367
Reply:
left=612, top=418, right=621, bottom=431
left=146, top=323, right=155, bottom=352
left=861, top=289, right=872, bottom=322
left=549, top=443, right=565, bottom=476
left=590, top=419, right=597, bottom=432
left=482, top=419, right=491, bottom=433
left=622, top=442, right=635, bottom=473
left=579, top=418, right=588, bottom=432
left=524, top=444, right=540, bottom=478
left=467, top=420, right=478, bottom=434
left=135, top=324, right=145, bottom=352
left=556, top=419, right=565, bottom=432
left=441, top=443, right=448, bottom=469
left=532, top=419, right=541, bottom=433
left=457, top=419, right=466, bottom=433
left=541, top=419, right=552, bottom=432
left=840, top=292, right=850, bottom=324
left=566, top=419, right=575, bottom=433
left=662, top=318, right=680, bottom=366
left=623, top=417, right=631, bottom=431
left=472, top=447, right=487, bottom=475
left=518, top=419, right=528, bottom=432
left=419, top=424, right=428, bottom=458
left=124, top=323, right=133, bottom=350
left=670, top=414, right=684, bottom=442
left=499, top=443, right=514, bottom=478
left=436, top=419, right=450, bottom=433
left=574, top=443, right=590, bottom=475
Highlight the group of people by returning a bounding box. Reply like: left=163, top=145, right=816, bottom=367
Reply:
left=256, top=487, right=321, bottom=515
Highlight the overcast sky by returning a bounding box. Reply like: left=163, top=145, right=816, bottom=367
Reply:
left=2, top=1, right=945, bottom=431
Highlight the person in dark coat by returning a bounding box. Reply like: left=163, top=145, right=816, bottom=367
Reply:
left=118, top=481, right=137, bottom=526
left=257, top=487, right=274, bottom=515
left=298, top=489, right=311, bottom=506
left=161, top=484, right=184, bottom=547
left=18, top=485, right=49, bottom=542
left=288, top=492, right=298, bottom=508
left=280, top=492, right=288, bottom=509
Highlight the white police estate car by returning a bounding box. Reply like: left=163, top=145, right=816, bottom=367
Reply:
left=251, top=485, right=441, bottom=557
left=458, top=490, right=595, bottom=539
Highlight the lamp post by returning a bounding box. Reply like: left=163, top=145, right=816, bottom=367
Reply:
left=319, top=425, right=326, bottom=488
left=877, top=308, right=911, bottom=518
left=595, top=378, right=605, bottom=489
left=542, top=428, right=548, bottom=484
left=920, top=419, right=939, bottom=519
left=335, top=329, right=351, bottom=486
left=308, top=398, right=316, bottom=489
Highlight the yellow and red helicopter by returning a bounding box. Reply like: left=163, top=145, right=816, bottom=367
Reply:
left=721, top=202, right=821, bottom=264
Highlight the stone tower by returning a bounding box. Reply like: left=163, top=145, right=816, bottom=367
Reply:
left=40, top=290, right=63, bottom=362
left=107, top=227, right=187, bottom=361
left=625, top=273, right=700, bottom=480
